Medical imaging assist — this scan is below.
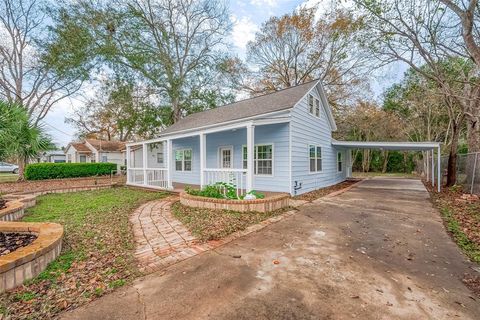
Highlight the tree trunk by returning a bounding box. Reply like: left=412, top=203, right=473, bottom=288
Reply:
left=446, top=124, right=461, bottom=187
left=381, top=150, right=389, bottom=173
left=17, top=157, right=26, bottom=181
left=172, top=97, right=182, bottom=123
left=467, top=117, right=480, bottom=153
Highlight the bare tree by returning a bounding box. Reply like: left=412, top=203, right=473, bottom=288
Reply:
left=0, top=0, right=82, bottom=125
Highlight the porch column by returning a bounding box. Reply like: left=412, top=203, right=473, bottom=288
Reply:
left=437, top=146, right=441, bottom=192
left=425, top=150, right=433, bottom=181
left=431, top=148, right=434, bottom=187
left=166, top=139, right=173, bottom=189
left=246, top=123, right=255, bottom=192
left=142, top=143, right=147, bottom=185
left=126, top=145, right=131, bottom=183
left=200, top=133, right=206, bottom=189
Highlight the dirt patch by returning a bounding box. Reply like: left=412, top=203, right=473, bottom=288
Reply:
left=0, top=232, right=37, bottom=256
left=292, top=179, right=360, bottom=201
left=171, top=202, right=292, bottom=242
left=0, top=176, right=125, bottom=195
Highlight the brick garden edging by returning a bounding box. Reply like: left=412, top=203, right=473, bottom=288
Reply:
left=180, top=192, right=290, bottom=212
left=0, top=222, right=63, bottom=293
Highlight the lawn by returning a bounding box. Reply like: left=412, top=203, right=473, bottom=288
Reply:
left=0, top=173, right=18, bottom=183
left=171, top=202, right=292, bottom=242
left=0, top=187, right=167, bottom=320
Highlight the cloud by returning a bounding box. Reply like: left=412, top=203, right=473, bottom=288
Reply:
left=249, top=0, right=280, bottom=7
left=231, top=15, right=259, bottom=50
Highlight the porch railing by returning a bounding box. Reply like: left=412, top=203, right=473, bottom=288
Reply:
left=146, top=168, right=169, bottom=189
left=203, top=168, right=247, bottom=198
left=127, top=168, right=144, bottom=185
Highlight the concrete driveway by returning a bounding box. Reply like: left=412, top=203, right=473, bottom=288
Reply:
left=61, top=177, right=480, bottom=320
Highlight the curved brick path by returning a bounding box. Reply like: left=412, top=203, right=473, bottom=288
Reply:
left=130, top=197, right=211, bottom=273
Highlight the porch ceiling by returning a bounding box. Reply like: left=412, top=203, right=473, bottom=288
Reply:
left=332, top=140, right=440, bottom=151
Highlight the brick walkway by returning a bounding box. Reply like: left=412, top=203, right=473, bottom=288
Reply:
left=130, top=197, right=297, bottom=273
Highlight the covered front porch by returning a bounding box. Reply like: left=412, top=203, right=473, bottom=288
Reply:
left=126, top=118, right=290, bottom=196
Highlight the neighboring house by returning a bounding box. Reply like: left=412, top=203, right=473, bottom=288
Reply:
left=37, top=151, right=66, bottom=163
left=64, top=139, right=126, bottom=170
left=126, top=80, right=442, bottom=195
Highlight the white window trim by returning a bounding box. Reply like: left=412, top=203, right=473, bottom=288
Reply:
left=242, top=143, right=275, bottom=177
left=217, top=145, right=234, bottom=169
left=156, top=152, right=164, bottom=165
left=307, top=92, right=321, bottom=119
left=308, top=144, right=323, bottom=174
left=337, top=151, right=343, bottom=172
left=174, top=148, right=193, bottom=172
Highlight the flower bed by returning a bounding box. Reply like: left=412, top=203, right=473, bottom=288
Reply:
left=180, top=192, right=290, bottom=213
left=0, top=222, right=63, bottom=293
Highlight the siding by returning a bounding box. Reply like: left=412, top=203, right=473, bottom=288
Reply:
left=290, top=85, right=346, bottom=195
left=172, top=136, right=201, bottom=185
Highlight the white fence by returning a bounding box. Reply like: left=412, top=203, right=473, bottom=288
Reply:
left=146, top=168, right=169, bottom=189
left=127, top=168, right=144, bottom=185
left=203, top=168, right=247, bottom=198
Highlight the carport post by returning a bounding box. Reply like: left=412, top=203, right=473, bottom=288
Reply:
left=426, top=151, right=430, bottom=182
left=431, top=149, right=434, bottom=187
left=437, top=146, right=441, bottom=192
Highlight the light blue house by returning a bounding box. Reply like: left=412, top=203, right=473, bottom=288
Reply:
left=126, top=80, right=442, bottom=195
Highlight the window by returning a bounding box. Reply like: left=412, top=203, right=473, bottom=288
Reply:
left=91, top=159, right=96, bottom=163
left=101, top=155, right=108, bottom=163
left=309, top=145, right=322, bottom=172
left=308, top=94, right=321, bottom=117
left=175, top=149, right=192, bottom=171
left=67, top=154, right=72, bottom=163
left=156, top=152, right=164, bottom=165
left=79, top=155, right=86, bottom=163
left=242, top=144, right=273, bottom=175
left=337, top=152, right=343, bottom=172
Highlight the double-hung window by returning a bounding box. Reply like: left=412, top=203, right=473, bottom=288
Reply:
left=157, top=152, right=164, bottom=165
left=308, top=94, right=321, bottom=117
left=242, top=144, right=273, bottom=175
left=175, top=149, right=192, bottom=171
left=309, top=145, right=322, bottom=172
left=337, top=152, right=343, bottom=172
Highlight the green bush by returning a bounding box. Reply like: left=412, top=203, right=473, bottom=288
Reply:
left=24, top=162, right=117, bottom=180
left=185, top=182, right=265, bottom=200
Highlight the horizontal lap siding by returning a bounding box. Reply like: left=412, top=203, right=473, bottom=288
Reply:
left=291, top=86, right=346, bottom=195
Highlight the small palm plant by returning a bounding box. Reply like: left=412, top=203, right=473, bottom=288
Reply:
left=0, top=101, right=51, bottom=181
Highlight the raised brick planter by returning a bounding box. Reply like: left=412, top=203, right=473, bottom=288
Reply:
left=0, top=201, right=25, bottom=221
left=180, top=192, right=290, bottom=212
left=0, top=222, right=63, bottom=292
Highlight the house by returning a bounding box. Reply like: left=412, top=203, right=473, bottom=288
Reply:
left=126, top=80, right=442, bottom=195
left=64, top=139, right=126, bottom=170
left=37, top=150, right=66, bottom=163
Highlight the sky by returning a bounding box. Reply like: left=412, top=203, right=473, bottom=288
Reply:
left=42, top=0, right=403, bottom=147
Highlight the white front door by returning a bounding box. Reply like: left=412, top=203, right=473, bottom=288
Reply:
left=219, top=147, right=233, bottom=169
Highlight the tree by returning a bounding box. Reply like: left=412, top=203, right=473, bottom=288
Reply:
left=50, top=0, right=234, bottom=123
left=0, top=101, right=51, bottom=180
left=353, top=0, right=477, bottom=186
left=0, top=0, right=85, bottom=125
left=244, top=6, right=370, bottom=107
left=67, top=78, right=170, bottom=141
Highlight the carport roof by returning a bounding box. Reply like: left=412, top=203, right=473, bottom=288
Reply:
left=332, top=140, right=440, bottom=151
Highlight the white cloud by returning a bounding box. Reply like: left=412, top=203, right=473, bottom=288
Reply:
left=249, top=0, right=280, bottom=7
left=231, top=15, right=259, bottom=50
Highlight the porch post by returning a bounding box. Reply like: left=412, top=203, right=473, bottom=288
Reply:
left=166, top=139, right=173, bottom=189
left=246, top=123, right=255, bottom=192
left=431, top=148, right=434, bottom=187
left=437, top=146, right=441, bottom=192
left=200, top=133, right=206, bottom=189
left=425, top=150, right=433, bottom=181
left=126, top=145, right=131, bottom=183
left=142, top=143, right=147, bottom=185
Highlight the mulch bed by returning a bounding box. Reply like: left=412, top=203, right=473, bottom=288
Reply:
left=172, top=202, right=292, bottom=242
left=0, top=176, right=125, bottom=195
left=291, top=179, right=361, bottom=202
left=0, top=232, right=37, bottom=256
left=0, top=198, right=6, bottom=209
left=425, top=182, right=480, bottom=296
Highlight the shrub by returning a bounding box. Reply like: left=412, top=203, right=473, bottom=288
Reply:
left=185, top=182, right=265, bottom=200
left=24, top=162, right=117, bottom=180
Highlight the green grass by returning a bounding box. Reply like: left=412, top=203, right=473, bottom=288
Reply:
left=0, top=173, right=18, bottom=183
left=1, top=187, right=167, bottom=320
left=440, top=206, right=480, bottom=263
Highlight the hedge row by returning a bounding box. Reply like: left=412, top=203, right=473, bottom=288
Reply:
left=25, top=162, right=117, bottom=180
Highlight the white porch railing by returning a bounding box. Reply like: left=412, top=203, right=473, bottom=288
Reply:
left=127, top=168, right=144, bottom=185
left=203, top=168, right=247, bottom=198
left=146, top=168, right=169, bottom=189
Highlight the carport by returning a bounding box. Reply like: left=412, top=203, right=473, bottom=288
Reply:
left=332, top=140, right=442, bottom=192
